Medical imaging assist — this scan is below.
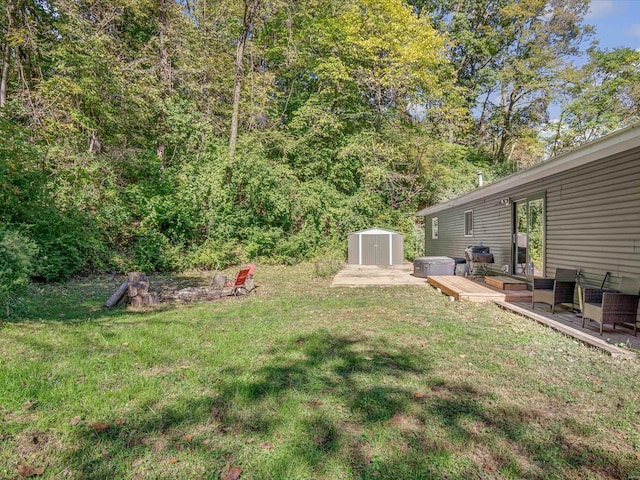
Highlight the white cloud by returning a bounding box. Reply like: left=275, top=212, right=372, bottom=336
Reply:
left=627, top=24, right=640, bottom=50
left=586, top=0, right=617, bottom=20
left=628, top=24, right=640, bottom=39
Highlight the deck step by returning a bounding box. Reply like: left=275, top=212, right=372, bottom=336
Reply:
left=485, top=275, right=528, bottom=290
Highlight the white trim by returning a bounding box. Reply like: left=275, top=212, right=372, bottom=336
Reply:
left=388, top=233, right=393, bottom=265
left=416, top=123, right=640, bottom=217
left=358, top=233, right=362, bottom=265
left=349, top=227, right=403, bottom=236
left=464, top=210, right=474, bottom=237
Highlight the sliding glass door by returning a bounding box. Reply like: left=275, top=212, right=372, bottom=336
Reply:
left=512, top=194, right=545, bottom=277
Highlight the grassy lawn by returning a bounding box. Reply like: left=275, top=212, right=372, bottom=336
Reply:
left=1, top=264, right=640, bottom=479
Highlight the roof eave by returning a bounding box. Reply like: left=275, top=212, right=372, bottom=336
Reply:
left=416, top=123, right=640, bottom=217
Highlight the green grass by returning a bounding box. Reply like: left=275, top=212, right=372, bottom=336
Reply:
left=1, top=264, right=640, bottom=479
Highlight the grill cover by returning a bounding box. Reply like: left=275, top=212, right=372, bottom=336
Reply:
left=464, top=247, right=494, bottom=264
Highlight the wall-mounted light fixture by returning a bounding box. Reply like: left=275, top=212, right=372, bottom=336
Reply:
left=498, top=198, right=510, bottom=206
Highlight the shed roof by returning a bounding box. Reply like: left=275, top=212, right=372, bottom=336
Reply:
left=348, top=227, right=403, bottom=236
left=417, top=123, right=640, bottom=217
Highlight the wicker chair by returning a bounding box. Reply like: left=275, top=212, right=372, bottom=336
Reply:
left=582, top=277, right=640, bottom=336
left=532, top=268, right=577, bottom=313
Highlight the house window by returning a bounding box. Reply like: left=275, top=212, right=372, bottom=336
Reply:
left=464, top=210, right=473, bottom=237
left=431, top=217, right=439, bottom=239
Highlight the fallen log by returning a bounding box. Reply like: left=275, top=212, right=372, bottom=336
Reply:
left=104, top=281, right=129, bottom=308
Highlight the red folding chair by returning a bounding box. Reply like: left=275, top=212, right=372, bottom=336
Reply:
left=225, top=264, right=257, bottom=296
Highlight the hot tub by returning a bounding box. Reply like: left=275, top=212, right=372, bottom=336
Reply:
left=413, top=257, right=455, bottom=277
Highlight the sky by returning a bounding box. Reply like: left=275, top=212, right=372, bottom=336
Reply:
left=586, top=0, right=640, bottom=51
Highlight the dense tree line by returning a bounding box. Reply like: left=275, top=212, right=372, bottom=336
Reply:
left=1, top=0, right=639, bottom=304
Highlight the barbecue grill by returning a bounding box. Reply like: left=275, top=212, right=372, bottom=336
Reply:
left=464, top=245, right=494, bottom=277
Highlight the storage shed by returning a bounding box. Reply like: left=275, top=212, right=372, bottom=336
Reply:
left=347, top=228, right=404, bottom=265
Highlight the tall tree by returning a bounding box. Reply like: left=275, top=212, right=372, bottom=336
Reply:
left=257, top=0, right=457, bottom=207
left=156, top=0, right=171, bottom=163
left=0, top=0, right=55, bottom=113
left=229, top=0, right=262, bottom=160
left=0, top=0, right=12, bottom=108
left=409, top=0, right=592, bottom=165
left=549, top=47, right=640, bottom=155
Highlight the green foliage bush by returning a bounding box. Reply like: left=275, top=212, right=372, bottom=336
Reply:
left=131, top=231, right=184, bottom=273
left=0, top=121, right=45, bottom=221
left=0, top=57, right=498, bottom=280
left=0, top=230, right=39, bottom=292
left=1, top=121, right=493, bottom=279
left=243, top=227, right=285, bottom=260
left=28, top=210, right=107, bottom=282
left=187, top=239, right=240, bottom=270
left=1, top=0, right=621, bottom=284
left=1, top=120, right=108, bottom=281
left=0, top=230, right=39, bottom=315
left=274, top=231, right=313, bottom=265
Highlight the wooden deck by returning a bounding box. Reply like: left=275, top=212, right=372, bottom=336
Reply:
left=427, top=275, right=532, bottom=302
left=499, top=302, right=638, bottom=360
left=426, top=275, right=638, bottom=359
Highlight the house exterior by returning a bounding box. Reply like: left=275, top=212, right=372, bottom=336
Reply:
left=416, top=124, right=640, bottom=289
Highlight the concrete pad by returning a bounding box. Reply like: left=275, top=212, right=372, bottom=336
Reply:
left=331, top=263, right=428, bottom=287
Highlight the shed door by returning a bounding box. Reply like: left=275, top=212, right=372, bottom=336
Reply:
left=361, top=234, right=390, bottom=265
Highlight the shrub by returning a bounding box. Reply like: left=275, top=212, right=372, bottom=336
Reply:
left=187, top=239, right=240, bottom=270
left=274, top=233, right=311, bottom=265
left=0, top=230, right=39, bottom=316
left=31, top=211, right=107, bottom=281
left=243, top=227, right=285, bottom=260
left=131, top=231, right=184, bottom=273
left=313, top=250, right=345, bottom=279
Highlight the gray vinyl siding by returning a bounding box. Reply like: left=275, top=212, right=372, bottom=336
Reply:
left=424, top=146, right=640, bottom=289
left=425, top=198, right=511, bottom=275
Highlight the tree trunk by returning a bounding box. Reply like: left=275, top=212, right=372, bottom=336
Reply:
left=0, top=41, right=10, bottom=108
left=495, top=89, right=517, bottom=164
left=549, top=110, right=565, bottom=157
left=158, top=1, right=171, bottom=88
left=157, top=0, right=172, bottom=166
left=88, top=131, right=101, bottom=154
left=476, top=89, right=492, bottom=146
left=229, top=0, right=260, bottom=161
left=1, top=0, right=18, bottom=109
left=0, top=42, right=11, bottom=108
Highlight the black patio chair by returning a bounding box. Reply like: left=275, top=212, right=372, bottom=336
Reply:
left=582, top=277, right=640, bottom=336
left=532, top=268, right=577, bottom=313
